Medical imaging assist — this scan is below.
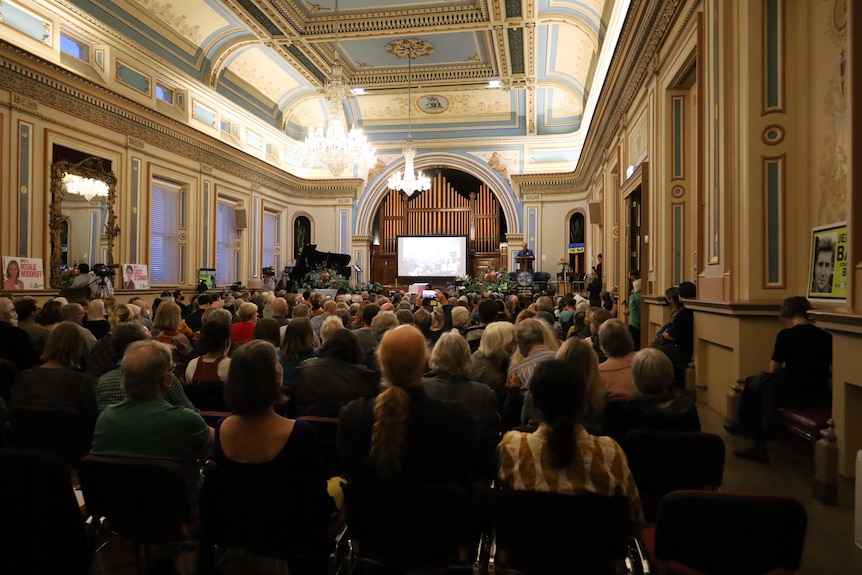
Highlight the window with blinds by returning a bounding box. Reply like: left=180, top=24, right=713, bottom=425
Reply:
left=150, top=180, right=181, bottom=284
left=262, top=211, right=279, bottom=271
left=216, top=201, right=236, bottom=285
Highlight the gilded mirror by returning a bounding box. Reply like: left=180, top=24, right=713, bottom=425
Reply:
left=49, top=157, right=119, bottom=289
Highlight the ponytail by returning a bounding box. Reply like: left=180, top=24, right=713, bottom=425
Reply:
left=547, top=415, right=576, bottom=469
left=370, top=386, right=411, bottom=475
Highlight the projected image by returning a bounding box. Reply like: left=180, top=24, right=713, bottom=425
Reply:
left=397, top=236, right=467, bottom=278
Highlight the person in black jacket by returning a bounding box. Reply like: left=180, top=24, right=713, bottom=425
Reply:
left=291, top=329, right=379, bottom=418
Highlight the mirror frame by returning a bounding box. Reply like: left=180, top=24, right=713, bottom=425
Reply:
left=49, top=157, right=119, bottom=289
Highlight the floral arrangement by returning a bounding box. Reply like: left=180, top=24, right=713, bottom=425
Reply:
left=480, top=267, right=510, bottom=293
left=558, top=257, right=572, bottom=272
left=58, top=266, right=80, bottom=286
left=304, top=264, right=349, bottom=291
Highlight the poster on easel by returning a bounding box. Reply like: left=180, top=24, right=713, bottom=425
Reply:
left=121, top=264, right=149, bottom=290
left=2, top=257, right=44, bottom=290
left=808, top=223, right=847, bottom=301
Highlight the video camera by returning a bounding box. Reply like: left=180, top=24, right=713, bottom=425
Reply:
left=262, top=266, right=276, bottom=278
left=92, top=263, right=117, bottom=278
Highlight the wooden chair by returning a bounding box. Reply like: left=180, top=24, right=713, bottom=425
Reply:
left=9, top=405, right=94, bottom=466
left=337, top=481, right=478, bottom=573
left=78, top=454, right=197, bottom=574
left=640, top=490, right=807, bottom=575
left=0, top=448, right=89, bottom=575
left=490, top=490, right=636, bottom=575
left=198, top=461, right=332, bottom=575
left=621, top=430, right=725, bottom=523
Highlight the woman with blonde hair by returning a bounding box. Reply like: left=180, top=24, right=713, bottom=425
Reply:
left=230, top=302, right=258, bottom=345
left=84, top=299, right=110, bottom=340
left=151, top=300, right=192, bottom=380
left=470, top=321, right=516, bottom=405
left=338, top=325, right=479, bottom=484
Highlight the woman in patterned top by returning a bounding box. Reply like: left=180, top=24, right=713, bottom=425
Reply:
left=497, top=360, right=643, bottom=526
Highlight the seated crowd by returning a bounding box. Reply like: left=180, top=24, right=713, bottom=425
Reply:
left=0, top=282, right=826, bottom=569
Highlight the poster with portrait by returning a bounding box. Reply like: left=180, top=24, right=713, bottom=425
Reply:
left=121, top=264, right=149, bottom=290
left=808, top=223, right=847, bottom=300
left=2, top=257, right=44, bottom=290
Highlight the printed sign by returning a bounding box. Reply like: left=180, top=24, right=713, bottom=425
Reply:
left=808, top=223, right=847, bottom=301
left=2, top=257, right=44, bottom=290
left=121, top=264, right=149, bottom=290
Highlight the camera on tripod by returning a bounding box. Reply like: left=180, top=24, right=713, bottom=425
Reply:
left=92, top=263, right=116, bottom=279
left=262, top=266, right=276, bottom=278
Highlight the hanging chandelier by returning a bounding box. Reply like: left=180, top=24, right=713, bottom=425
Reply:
left=387, top=39, right=432, bottom=197
left=62, top=173, right=109, bottom=202
left=296, top=0, right=375, bottom=177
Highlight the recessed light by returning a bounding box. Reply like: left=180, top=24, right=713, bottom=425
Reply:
left=351, top=87, right=365, bottom=95
left=488, top=79, right=501, bottom=88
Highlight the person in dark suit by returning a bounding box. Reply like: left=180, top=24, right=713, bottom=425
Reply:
left=515, top=242, right=535, bottom=271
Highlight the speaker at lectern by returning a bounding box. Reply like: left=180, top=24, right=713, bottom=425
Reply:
left=515, top=255, right=535, bottom=271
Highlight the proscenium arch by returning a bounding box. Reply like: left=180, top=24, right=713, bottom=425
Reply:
left=354, top=152, right=520, bottom=237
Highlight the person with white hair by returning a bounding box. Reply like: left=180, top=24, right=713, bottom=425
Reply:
left=0, top=296, right=39, bottom=370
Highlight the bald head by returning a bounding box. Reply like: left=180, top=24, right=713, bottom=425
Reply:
left=377, top=324, right=427, bottom=387
left=323, top=300, right=337, bottom=315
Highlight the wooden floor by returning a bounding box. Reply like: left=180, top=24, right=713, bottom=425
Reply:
left=87, top=404, right=862, bottom=574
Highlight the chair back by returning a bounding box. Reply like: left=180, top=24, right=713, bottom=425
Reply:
left=344, top=481, right=473, bottom=570
left=78, top=454, right=192, bottom=540
left=197, top=462, right=331, bottom=574
left=601, top=398, right=629, bottom=438
left=9, top=405, right=94, bottom=464
left=494, top=490, right=631, bottom=574
left=183, top=383, right=228, bottom=412
left=621, top=430, right=725, bottom=523
left=297, top=415, right=341, bottom=477
left=0, top=449, right=89, bottom=575
left=653, top=490, right=807, bottom=574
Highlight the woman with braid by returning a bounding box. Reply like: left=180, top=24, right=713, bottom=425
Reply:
left=498, top=360, right=644, bottom=526
left=337, top=324, right=479, bottom=486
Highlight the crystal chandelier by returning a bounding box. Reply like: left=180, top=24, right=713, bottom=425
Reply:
left=388, top=40, right=431, bottom=197
left=62, top=173, right=109, bottom=202
left=296, top=0, right=375, bottom=177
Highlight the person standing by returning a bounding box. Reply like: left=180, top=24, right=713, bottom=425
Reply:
left=625, top=275, right=642, bottom=351
left=515, top=242, right=534, bottom=272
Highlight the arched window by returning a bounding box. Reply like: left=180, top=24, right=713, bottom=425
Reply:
left=293, top=215, right=311, bottom=260
left=569, top=212, right=585, bottom=276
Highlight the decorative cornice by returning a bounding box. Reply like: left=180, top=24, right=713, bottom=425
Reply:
left=513, top=0, right=683, bottom=193
left=0, top=41, right=362, bottom=199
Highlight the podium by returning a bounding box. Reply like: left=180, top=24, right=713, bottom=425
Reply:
left=515, top=255, right=534, bottom=271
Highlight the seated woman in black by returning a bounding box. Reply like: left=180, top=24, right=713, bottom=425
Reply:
left=614, top=348, right=700, bottom=441
left=654, top=282, right=696, bottom=379
left=733, top=296, right=832, bottom=463
left=337, top=324, right=479, bottom=486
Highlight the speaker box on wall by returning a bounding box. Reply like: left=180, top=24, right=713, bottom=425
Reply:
left=235, top=208, right=248, bottom=229
left=588, top=202, right=602, bottom=225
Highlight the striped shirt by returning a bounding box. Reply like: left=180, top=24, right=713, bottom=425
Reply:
left=498, top=423, right=644, bottom=525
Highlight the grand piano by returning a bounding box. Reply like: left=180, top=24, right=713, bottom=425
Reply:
left=283, top=244, right=352, bottom=289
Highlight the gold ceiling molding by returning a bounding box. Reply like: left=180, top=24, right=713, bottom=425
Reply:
left=385, top=39, right=435, bottom=60
left=515, top=0, right=683, bottom=194
left=0, top=40, right=361, bottom=199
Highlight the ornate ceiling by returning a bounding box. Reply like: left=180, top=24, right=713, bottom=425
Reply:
left=7, top=0, right=628, bottom=177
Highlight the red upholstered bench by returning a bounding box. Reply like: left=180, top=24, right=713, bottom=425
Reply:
left=774, top=406, right=831, bottom=451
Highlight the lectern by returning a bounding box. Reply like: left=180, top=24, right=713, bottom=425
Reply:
left=515, top=255, right=535, bottom=271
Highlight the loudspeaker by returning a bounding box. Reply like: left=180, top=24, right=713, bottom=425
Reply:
left=588, top=202, right=602, bottom=225
left=235, top=208, right=248, bottom=229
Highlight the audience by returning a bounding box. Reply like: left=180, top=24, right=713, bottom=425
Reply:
left=253, top=317, right=282, bottom=348
left=292, top=329, right=379, bottom=418
left=278, top=318, right=318, bottom=389
left=84, top=299, right=110, bottom=340
left=91, top=340, right=211, bottom=503
left=230, top=302, right=259, bottom=345
left=62, top=303, right=97, bottom=349
left=96, top=322, right=195, bottom=412
left=614, top=348, right=700, bottom=440
left=185, top=321, right=232, bottom=385
left=338, top=325, right=479, bottom=486
left=14, top=298, right=48, bottom=358
left=151, top=300, right=193, bottom=380
left=497, top=360, right=644, bottom=526
left=11, top=322, right=98, bottom=422
left=0, top=296, right=39, bottom=370
left=470, top=321, right=516, bottom=406
left=597, top=319, right=637, bottom=399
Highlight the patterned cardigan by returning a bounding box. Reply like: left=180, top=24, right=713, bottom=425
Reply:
left=498, top=423, right=644, bottom=525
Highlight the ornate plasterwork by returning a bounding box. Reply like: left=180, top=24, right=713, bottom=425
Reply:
left=132, top=0, right=204, bottom=44
left=385, top=39, right=435, bottom=60
left=0, top=42, right=364, bottom=199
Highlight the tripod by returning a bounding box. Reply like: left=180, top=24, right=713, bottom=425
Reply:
left=90, top=276, right=114, bottom=300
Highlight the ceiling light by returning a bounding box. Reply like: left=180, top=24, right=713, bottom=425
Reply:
left=488, top=79, right=501, bottom=88
left=62, top=173, right=109, bottom=202
left=295, top=0, right=375, bottom=176
left=387, top=39, right=433, bottom=197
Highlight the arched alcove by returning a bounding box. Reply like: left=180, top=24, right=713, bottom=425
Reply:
left=355, top=152, right=520, bottom=237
